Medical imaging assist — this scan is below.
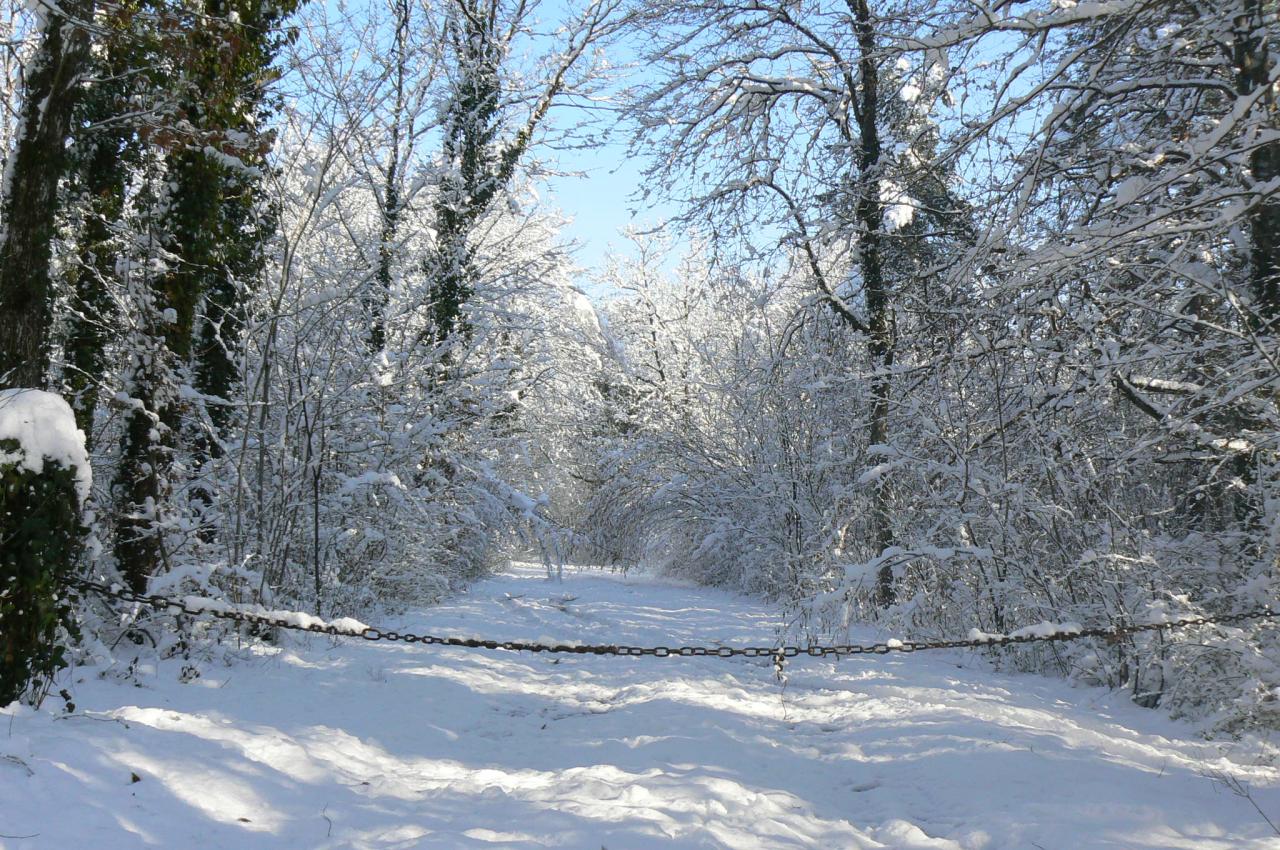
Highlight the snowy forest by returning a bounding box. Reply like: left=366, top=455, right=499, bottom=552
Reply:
left=2, top=0, right=1280, bottom=754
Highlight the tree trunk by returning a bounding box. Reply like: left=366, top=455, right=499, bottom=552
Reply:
left=1235, top=0, right=1280, bottom=328
left=367, top=0, right=409, bottom=353
left=852, top=0, right=897, bottom=608
left=114, top=379, right=170, bottom=594
left=113, top=147, right=219, bottom=590
left=65, top=133, right=127, bottom=444
left=0, top=3, right=93, bottom=389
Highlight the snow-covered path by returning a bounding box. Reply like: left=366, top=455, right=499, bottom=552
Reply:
left=3, top=564, right=1279, bottom=849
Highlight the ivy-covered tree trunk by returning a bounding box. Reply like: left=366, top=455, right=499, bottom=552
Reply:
left=424, top=0, right=502, bottom=351
left=366, top=0, right=410, bottom=354
left=0, top=5, right=97, bottom=702
left=0, top=391, right=88, bottom=706
left=113, top=149, right=218, bottom=591
left=0, top=1, right=93, bottom=389
left=194, top=198, right=260, bottom=441
left=191, top=161, right=271, bottom=544
left=370, top=159, right=400, bottom=353
left=62, top=3, right=151, bottom=443
left=63, top=134, right=126, bottom=444
left=1235, top=0, right=1280, bottom=328
left=851, top=0, right=897, bottom=609
left=422, top=0, right=544, bottom=352
left=112, top=0, right=299, bottom=590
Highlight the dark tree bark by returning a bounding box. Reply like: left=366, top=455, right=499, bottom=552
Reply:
left=850, top=0, right=897, bottom=608
left=421, top=0, right=590, bottom=353
left=367, top=0, right=410, bottom=353
left=0, top=2, right=93, bottom=389
left=64, top=134, right=126, bottom=445
left=1235, top=0, right=1280, bottom=328
left=63, top=18, right=139, bottom=444
left=114, top=0, right=299, bottom=590
left=423, top=0, right=504, bottom=350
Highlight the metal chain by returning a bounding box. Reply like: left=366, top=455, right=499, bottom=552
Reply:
left=67, top=577, right=1279, bottom=661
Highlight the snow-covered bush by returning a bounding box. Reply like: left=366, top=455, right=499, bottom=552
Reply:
left=0, top=390, right=90, bottom=705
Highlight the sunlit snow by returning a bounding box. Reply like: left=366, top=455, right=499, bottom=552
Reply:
left=2, top=564, right=1277, bottom=849
left=0, top=389, right=91, bottom=501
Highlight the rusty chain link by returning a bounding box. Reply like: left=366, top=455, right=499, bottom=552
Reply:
left=67, top=576, right=1278, bottom=661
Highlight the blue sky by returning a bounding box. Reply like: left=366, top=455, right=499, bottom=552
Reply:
left=542, top=136, right=668, bottom=276
left=532, top=1, right=682, bottom=282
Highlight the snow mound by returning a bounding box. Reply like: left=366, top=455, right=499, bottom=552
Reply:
left=0, top=388, right=91, bottom=502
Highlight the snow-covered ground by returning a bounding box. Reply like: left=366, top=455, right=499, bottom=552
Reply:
left=2, top=563, right=1279, bottom=849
